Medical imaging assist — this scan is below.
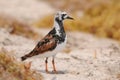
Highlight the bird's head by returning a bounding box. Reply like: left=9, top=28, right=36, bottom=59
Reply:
left=55, top=11, right=74, bottom=21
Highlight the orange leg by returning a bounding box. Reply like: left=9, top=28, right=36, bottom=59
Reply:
left=45, top=57, right=49, bottom=73
left=52, top=57, right=57, bottom=73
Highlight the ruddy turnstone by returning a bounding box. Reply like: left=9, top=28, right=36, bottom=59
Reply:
left=21, top=11, right=73, bottom=73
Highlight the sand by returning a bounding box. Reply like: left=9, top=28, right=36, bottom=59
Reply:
left=0, top=28, right=120, bottom=80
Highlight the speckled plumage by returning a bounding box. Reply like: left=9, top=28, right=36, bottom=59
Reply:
left=21, top=11, right=73, bottom=73
left=21, top=27, right=66, bottom=60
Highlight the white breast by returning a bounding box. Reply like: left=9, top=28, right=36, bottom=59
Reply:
left=54, top=36, right=67, bottom=52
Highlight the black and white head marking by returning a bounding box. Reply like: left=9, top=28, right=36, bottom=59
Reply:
left=53, top=11, right=73, bottom=33
left=55, top=11, right=67, bottom=21
left=55, top=11, right=73, bottom=21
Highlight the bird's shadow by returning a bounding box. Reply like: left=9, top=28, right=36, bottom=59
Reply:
left=38, top=69, right=68, bottom=74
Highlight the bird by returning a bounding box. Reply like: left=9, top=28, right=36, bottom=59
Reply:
left=21, top=11, right=73, bottom=73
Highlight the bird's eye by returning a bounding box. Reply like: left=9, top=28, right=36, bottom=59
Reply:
left=62, top=14, right=66, bottom=17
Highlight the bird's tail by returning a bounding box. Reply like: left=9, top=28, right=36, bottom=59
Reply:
left=21, top=50, right=35, bottom=61
left=21, top=56, right=27, bottom=61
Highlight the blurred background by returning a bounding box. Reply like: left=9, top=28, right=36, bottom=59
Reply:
left=0, top=0, right=120, bottom=42
left=0, top=0, right=120, bottom=80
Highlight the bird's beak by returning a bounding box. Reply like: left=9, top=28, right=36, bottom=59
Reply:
left=66, top=16, right=74, bottom=20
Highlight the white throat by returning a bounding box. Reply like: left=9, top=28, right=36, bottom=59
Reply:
left=53, top=19, right=62, bottom=36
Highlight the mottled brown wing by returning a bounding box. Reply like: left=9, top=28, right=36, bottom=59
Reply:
left=26, top=35, right=57, bottom=57
left=35, top=35, right=57, bottom=53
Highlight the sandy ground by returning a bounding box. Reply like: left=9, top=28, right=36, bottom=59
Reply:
left=0, top=0, right=120, bottom=80
left=0, top=28, right=120, bottom=80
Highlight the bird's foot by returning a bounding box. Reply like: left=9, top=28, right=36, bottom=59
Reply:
left=52, top=70, right=57, bottom=74
left=46, top=69, right=49, bottom=73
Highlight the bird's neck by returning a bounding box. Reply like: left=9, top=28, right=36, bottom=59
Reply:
left=53, top=18, right=65, bottom=36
